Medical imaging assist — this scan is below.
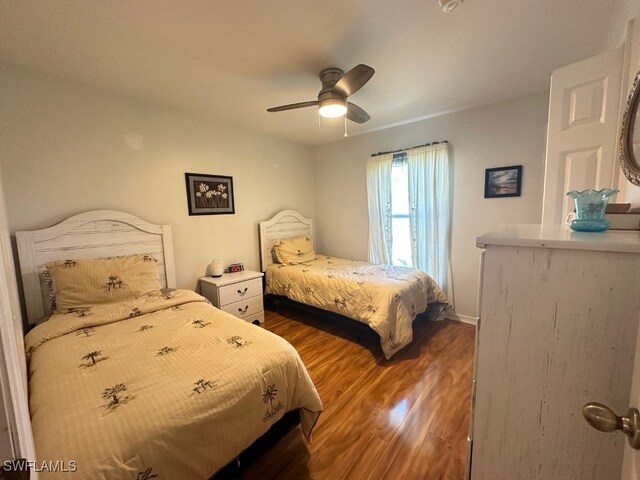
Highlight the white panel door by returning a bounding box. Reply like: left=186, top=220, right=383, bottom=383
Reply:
left=542, top=47, right=624, bottom=225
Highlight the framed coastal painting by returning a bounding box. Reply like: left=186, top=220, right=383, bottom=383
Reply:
left=484, top=165, right=522, bottom=198
left=185, top=173, right=235, bottom=215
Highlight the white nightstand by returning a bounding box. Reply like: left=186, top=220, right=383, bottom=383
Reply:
left=199, top=270, right=265, bottom=324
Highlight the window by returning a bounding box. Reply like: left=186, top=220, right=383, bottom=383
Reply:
left=366, top=143, right=451, bottom=299
left=390, top=154, right=411, bottom=267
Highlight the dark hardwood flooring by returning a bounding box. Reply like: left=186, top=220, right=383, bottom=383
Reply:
left=239, top=303, right=475, bottom=480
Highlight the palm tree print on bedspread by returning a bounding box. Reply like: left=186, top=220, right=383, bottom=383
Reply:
left=156, top=346, right=179, bottom=356
left=191, top=319, right=211, bottom=328
left=80, top=350, right=109, bottom=368
left=67, top=307, right=91, bottom=318
left=160, top=289, right=176, bottom=300
left=137, top=467, right=158, bottom=480
left=226, top=336, right=249, bottom=348
left=101, top=383, right=135, bottom=411
left=40, top=269, right=56, bottom=310
left=262, top=384, right=284, bottom=422
left=76, top=327, right=96, bottom=337
left=333, top=297, right=346, bottom=309
left=104, top=274, right=126, bottom=292
left=386, top=331, right=402, bottom=351
left=191, top=379, right=216, bottom=396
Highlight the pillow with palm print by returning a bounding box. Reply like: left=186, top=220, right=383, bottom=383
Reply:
left=273, top=236, right=317, bottom=265
left=46, top=254, right=161, bottom=311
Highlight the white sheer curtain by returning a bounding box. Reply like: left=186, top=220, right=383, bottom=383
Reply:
left=366, top=154, right=393, bottom=264
left=407, top=143, right=452, bottom=303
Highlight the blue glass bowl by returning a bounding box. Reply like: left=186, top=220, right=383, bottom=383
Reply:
left=567, top=188, right=618, bottom=232
left=569, top=219, right=610, bottom=232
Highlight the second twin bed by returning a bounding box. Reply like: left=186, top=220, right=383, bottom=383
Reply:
left=259, top=210, right=448, bottom=360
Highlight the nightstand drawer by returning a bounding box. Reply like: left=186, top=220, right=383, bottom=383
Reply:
left=220, top=295, right=263, bottom=320
left=218, top=277, right=263, bottom=306
left=199, top=270, right=265, bottom=324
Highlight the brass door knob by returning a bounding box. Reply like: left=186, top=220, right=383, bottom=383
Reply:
left=583, top=402, right=640, bottom=449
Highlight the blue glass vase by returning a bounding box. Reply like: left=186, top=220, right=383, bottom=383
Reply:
left=566, top=188, right=618, bottom=232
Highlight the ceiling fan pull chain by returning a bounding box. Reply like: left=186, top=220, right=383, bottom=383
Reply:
left=344, top=111, right=348, bottom=138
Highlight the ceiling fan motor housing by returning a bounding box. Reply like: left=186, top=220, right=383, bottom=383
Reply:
left=318, top=68, right=345, bottom=102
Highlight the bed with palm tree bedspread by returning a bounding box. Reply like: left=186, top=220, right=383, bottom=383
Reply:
left=16, top=210, right=322, bottom=479
left=25, top=288, right=322, bottom=479
left=259, top=210, right=448, bottom=360
left=266, top=255, right=447, bottom=360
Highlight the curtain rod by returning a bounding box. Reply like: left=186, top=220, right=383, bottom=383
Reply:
left=371, top=140, right=448, bottom=157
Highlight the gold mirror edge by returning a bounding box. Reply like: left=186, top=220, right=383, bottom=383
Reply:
left=620, top=68, right=640, bottom=186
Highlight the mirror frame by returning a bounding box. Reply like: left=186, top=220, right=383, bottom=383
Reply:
left=620, top=68, right=640, bottom=186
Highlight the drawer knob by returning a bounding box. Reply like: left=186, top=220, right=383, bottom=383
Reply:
left=238, top=305, right=249, bottom=314
left=237, top=287, right=248, bottom=295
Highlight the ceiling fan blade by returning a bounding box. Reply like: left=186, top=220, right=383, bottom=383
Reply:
left=267, top=101, right=318, bottom=113
left=347, top=102, right=370, bottom=123
left=332, top=64, right=375, bottom=97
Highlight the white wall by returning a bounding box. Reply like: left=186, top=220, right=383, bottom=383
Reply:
left=0, top=63, right=315, bottom=291
left=313, top=92, right=549, bottom=320
left=0, top=62, right=549, bottom=322
left=603, top=0, right=640, bottom=50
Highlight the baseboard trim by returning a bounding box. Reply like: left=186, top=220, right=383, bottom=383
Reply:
left=444, top=311, right=478, bottom=325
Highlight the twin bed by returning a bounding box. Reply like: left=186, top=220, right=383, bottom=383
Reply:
left=259, top=210, right=448, bottom=360
left=16, top=210, right=321, bottom=479
left=16, top=208, right=447, bottom=478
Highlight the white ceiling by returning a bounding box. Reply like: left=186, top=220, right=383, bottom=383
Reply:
left=0, top=0, right=622, bottom=145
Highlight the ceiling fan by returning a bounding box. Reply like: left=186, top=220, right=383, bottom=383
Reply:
left=267, top=64, right=375, bottom=124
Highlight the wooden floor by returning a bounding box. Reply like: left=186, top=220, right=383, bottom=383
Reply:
left=239, top=303, right=476, bottom=480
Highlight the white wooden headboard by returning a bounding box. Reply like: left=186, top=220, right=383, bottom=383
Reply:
left=16, top=210, right=177, bottom=325
left=259, top=210, right=314, bottom=272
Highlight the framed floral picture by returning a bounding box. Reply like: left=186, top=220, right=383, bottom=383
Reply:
left=185, top=173, right=235, bottom=215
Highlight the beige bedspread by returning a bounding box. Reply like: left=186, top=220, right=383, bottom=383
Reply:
left=265, top=256, right=448, bottom=359
left=25, top=289, right=322, bottom=479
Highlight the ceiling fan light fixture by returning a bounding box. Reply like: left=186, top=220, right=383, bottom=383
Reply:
left=439, top=0, right=463, bottom=12
left=318, top=98, right=347, bottom=118
left=267, top=64, right=373, bottom=126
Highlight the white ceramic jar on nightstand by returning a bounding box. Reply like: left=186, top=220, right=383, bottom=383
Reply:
left=199, top=270, right=265, bottom=324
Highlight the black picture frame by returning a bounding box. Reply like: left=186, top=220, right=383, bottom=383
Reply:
left=484, top=165, right=522, bottom=198
left=185, top=173, right=235, bottom=215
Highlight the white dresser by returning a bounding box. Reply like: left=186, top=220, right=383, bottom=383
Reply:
left=469, top=225, right=640, bottom=480
left=199, top=270, right=265, bottom=324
